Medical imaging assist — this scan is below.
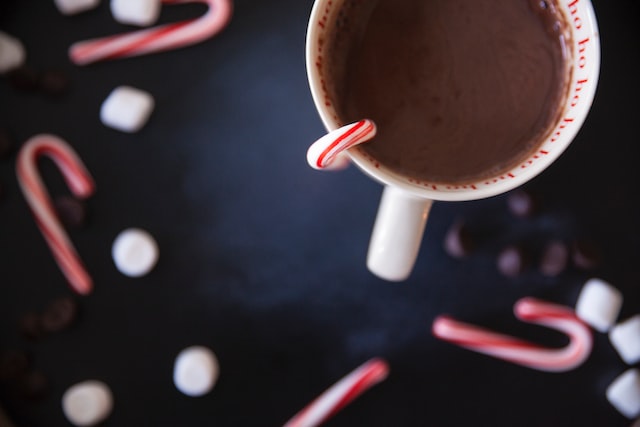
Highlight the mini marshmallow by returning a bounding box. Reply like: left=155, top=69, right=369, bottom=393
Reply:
left=100, top=86, right=154, bottom=133
left=0, top=31, right=26, bottom=74
left=62, top=380, right=113, bottom=426
left=112, top=228, right=159, bottom=277
left=607, top=369, right=640, bottom=419
left=575, top=278, right=623, bottom=332
left=111, top=0, right=161, bottom=26
left=54, top=0, right=100, bottom=15
left=610, top=315, right=640, bottom=365
left=173, top=346, right=219, bottom=397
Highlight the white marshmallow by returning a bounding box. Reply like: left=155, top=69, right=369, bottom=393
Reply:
left=62, top=380, right=113, bottom=427
left=610, top=315, right=640, bottom=365
left=607, top=369, right=640, bottom=419
left=54, top=0, right=100, bottom=15
left=111, top=0, right=161, bottom=26
left=112, top=228, right=159, bottom=277
left=0, top=31, right=26, bottom=74
left=575, top=278, right=623, bottom=332
left=100, top=86, right=154, bottom=133
left=173, top=346, right=219, bottom=397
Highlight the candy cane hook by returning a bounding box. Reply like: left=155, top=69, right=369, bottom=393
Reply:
left=284, top=358, right=389, bottom=427
left=16, top=134, right=95, bottom=295
left=69, top=0, right=233, bottom=66
left=306, top=119, right=376, bottom=170
left=432, top=297, right=593, bottom=372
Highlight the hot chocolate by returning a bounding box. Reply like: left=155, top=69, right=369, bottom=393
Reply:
left=326, top=0, right=572, bottom=184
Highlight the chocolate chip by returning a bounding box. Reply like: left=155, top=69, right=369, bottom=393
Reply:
left=38, top=69, right=70, bottom=96
left=40, top=296, right=78, bottom=333
left=497, top=245, right=528, bottom=277
left=0, top=128, right=14, bottom=159
left=539, top=240, right=568, bottom=277
left=572, top=239, right=602, bottom=270
left=0, top=404, right=17, bottom=427
left=0, top=350, right=30, bottom=383
left=443, top=219, right=474, bottom=258
left=19, top=311, right=44, bottom=341
left=506, top=189, right=538, bottom=218
left=15, top=370, right=48, bottom=400
left=8, top=66, right=39, bottom=92
left=54, top=195, right=87, bottom=228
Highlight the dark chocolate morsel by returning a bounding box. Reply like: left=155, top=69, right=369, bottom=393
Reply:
left=20, top=311, right=44, bottom=340
left=54, top=195, right=87, bottom=228
left=0, top=404, right=17, bottom=427
left=15, top=370, right=48, bottom=400
left=539, top=240, right=569, bottom=277
left=497, top=245, right=528, bottom=277
left=38, top=69, right=70, bottom=96
left=572, top=239, right=602, bottom=270
left=506, top=189, right=538, bottom=218
left=0, top=128, right=14, bottom=159
left=40, top=296, right=78, bottom=333
left=443, top=219, right=474, bottom=258
left=8, top=66, right=39, bottom=91
left=0, top=350, right=30, bottom=383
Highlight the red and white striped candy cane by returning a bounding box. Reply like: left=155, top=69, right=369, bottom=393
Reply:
left=69, top=0, right=233, bottom=66
left=432, top=297, right=593, bottom=372
left=284, top=358, right=389, bottom=427
left=306, top=119, right=377, bottom=170
left=16, top=134, right=95, bottom=295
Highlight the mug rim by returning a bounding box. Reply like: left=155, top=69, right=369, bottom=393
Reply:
left=305, top=0, right=601, bottom=202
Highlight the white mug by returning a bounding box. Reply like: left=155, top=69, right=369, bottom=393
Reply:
left=306, top=0, right=600, bottom=281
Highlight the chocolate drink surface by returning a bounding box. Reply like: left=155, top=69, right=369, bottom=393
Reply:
left=328, top=0, right=572, bottom=184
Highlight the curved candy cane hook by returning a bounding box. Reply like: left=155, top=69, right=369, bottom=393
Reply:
left=69, top=0, right=233, bottom=66
left=306, top=119, right=377, bottom=170
left=16, top=134, right=95, bottom=295
left=432, top=297, right=593, bottom=372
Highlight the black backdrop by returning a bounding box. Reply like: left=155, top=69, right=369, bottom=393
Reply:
left=1, top=0, right=639, bottom=426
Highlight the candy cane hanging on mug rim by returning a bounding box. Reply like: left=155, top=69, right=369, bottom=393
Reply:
left=16, top=134, right=95, bottom=295
left=284, top=358, right=389, bottom=427
left=306, top=119, right=377, bottom=170
left=432, top=297, right=593, bottom=372
left=69, top=0, right=233, bottom=66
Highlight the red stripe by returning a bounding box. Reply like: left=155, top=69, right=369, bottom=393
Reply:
left=324, top=360, right=387, bottom=422
left=106, top=21, right=193, bottom=60
left=317, top=120, right=370, bottom=168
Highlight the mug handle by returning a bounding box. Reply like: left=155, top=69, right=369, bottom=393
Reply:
left=367, top=186, right=432, bottom=281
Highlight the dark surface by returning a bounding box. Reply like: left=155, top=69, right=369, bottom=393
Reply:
left=0, top=0, right=639, bottom=426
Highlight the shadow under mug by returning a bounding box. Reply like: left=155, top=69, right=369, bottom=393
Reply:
left=306, top=0, right=601, bottom=281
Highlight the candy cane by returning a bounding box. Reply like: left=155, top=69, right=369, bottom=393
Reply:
left=284, top=358, right=389, bottom=427
left=16, top=134, right=95, bottom=295
left=432, top=297, right=593, bottom=372
left=306, top=119, right=376, bottom=170
left=69, top=0, right=233, bottom=66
